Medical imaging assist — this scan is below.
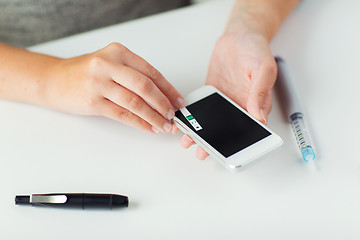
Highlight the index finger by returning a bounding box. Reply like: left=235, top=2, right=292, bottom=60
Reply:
left=122, top=50, right=185, bottom=110
left=108, top=63, right=176, bottom=121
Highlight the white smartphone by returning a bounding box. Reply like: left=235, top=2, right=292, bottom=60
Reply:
left=173, top=86, right=283, bottom=170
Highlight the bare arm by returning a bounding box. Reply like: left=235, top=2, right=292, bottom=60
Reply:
left=0, top=42, right=60, bottom=105
left=0, top=42, right=184, bottom=133
left=181, top=0, right=299, bottom=160
left=205, top=0, right=300, bottom=123
left=226, top=0, right=299, bottom=41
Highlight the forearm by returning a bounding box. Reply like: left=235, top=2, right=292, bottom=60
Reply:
left=0, top=42, right=61, bottom=105
left=226, top=0, right=299, bottom=41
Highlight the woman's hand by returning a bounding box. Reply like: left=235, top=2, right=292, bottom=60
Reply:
left=45, top=42, right=184, bottom=133
left=178, top=0, right=298, bottom=161
left=180, top=30, right=277, bottom=160
left=207, top=31, right=277, bottom=123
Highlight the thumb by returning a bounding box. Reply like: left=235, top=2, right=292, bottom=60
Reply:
left=246, top=65, right=276, bottom=124
left=247, top=90, right=267, bottom=124
left=247, top=89, right=273, bottom=125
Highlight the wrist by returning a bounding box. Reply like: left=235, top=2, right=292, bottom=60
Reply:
left=217, top=28, right=269, bottom=54
left=225, top=0, right=299, bottom=42
left=0, top=43, right=63, bottom=106
left=36, top=56, right=65, bottom=109
left=225, top=9, right=278, bottom=43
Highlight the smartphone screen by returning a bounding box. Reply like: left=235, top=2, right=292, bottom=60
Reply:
left=175, top=93, right=271, bottom=158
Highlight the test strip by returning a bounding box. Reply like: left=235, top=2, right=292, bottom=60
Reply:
left=179, top=107, right=203, bottom=131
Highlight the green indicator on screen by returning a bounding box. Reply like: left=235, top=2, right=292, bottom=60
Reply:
left=180, top=107, right=203, bottom=131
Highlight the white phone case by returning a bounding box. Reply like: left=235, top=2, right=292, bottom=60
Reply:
left=174, top=86, right=283, bottom=170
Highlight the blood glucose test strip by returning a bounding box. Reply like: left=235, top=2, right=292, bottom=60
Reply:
left=179, top=107, right=203, bottom=131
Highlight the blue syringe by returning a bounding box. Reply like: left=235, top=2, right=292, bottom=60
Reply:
left=275, top=57, right=315, bottom=162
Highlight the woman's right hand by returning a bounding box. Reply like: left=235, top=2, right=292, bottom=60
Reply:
left=44, top=42, right=184, bottom=134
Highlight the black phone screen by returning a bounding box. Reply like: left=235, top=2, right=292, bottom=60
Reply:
left=175, top=93, right=271, bottom=158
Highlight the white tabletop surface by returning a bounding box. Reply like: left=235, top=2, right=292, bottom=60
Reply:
left=1, top=0, right=359, bottom=239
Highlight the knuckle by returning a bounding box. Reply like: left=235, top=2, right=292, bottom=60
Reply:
left=148, top=66, right=161, bottom=80
left=107, top=42, right=128, bottom=54
left=159, top=98, right=170, bottom=108
left=147, top=111, right=161, bottom=125
left=147, top=116, right=158, bottom=125
left=116, top=108, right=131, bottom=122
left=128, top=96, right=142, bottom=110
left=256, top=91, right=267, bottom=99
left=85, top=96, right=99, bottom=111
left=89, top=55, right=107, bottom=70
left=121, top=109, right=132, bottom=121
left=262, top=61, right=277, bottom=79
left=137, top=77, right=152, bottom=93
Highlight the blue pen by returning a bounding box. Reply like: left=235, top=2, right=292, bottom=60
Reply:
left=275, top=57, right=315, bottom=162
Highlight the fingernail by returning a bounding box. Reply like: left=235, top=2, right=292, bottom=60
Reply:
left=152, top=126, right=159, bottom=134
left=177, top=97, right=185, bottom=108
left=171, top=124, right=177, bottom=135
left=163, top=122, right=172, bottom=132
left=260, top=109, right=267, bottom=124
left=167, top=109, right=175, bottom=120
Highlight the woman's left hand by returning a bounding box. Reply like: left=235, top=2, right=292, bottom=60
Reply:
left=178, top=30, right=277, bottom=160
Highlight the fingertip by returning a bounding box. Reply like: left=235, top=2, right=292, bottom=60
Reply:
left=247, top=98, right=266, bottom=125
left=260, top=109, right=267, bottom=125
left=163, top=122, right=172, bottom=133
left=180, top=134, right=195, bottom=149
left=151, top=126, right=160, bottom=134
left=247, top=108, right=263, bottom=124
left=171, top=125, right=179, bottom=135
left=169, top=96, right=185, bottom=110
left=196, top=147, right=209, bottom=160
left=176, top=97, right=185, bottom=109
left=167, top=109, right=175, bottom=120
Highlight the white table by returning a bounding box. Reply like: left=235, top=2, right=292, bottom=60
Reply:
left=1, top=0, right=359, bottom=239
